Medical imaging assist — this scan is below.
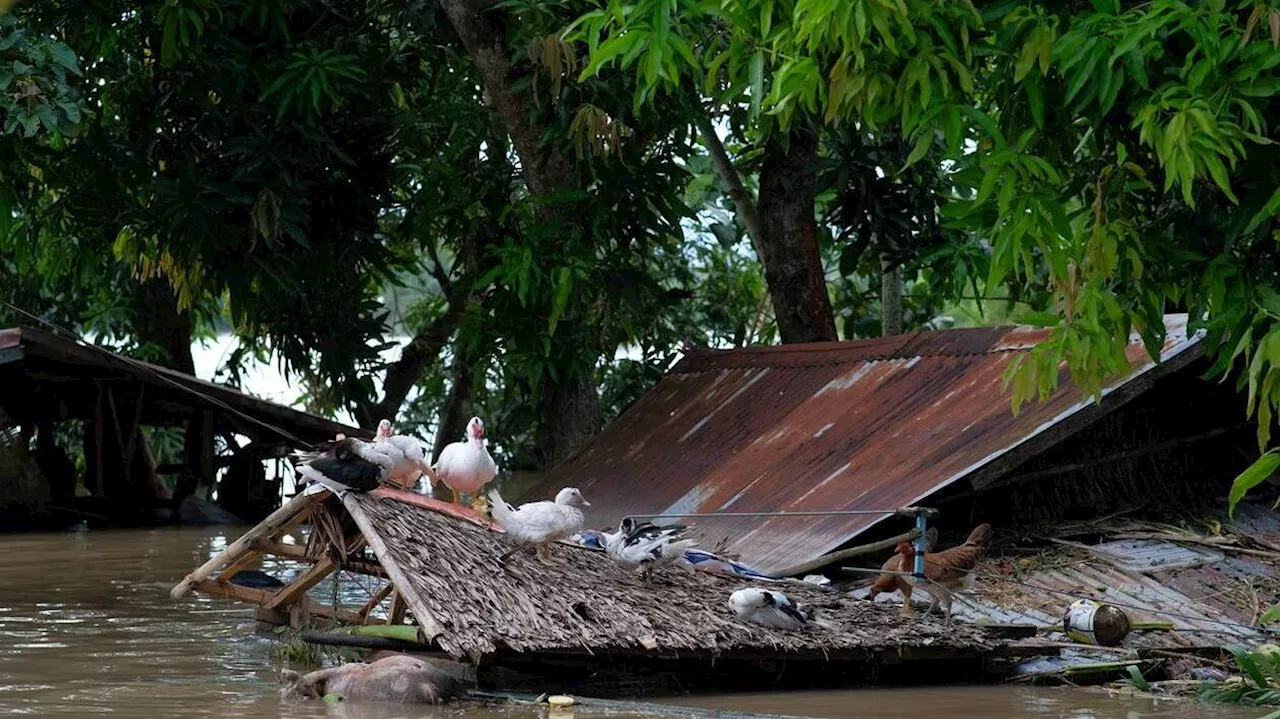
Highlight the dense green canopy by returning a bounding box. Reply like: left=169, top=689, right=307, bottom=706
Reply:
left=2, top=0, right=1276, bottom=502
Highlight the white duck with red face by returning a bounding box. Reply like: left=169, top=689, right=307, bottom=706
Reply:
left=431, top=416, right=498, bottom=510
left=372, top=419, right=435, bottom=490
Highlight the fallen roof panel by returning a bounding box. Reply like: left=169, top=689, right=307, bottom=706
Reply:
left=527, top=315, right=1203, bottom=575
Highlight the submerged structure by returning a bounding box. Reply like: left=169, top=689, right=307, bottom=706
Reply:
left=0, top=327, right=365, bottom=527
left=171, top=315, right=1274, bottom=690
left=171, top=486, right=998, bottom=691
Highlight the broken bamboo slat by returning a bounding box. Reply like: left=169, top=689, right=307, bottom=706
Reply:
left=171, top=491, right=323, bottom=599
left=265, top=557, right=336, bottom=610
left=343, top=494, right=445, bottom=643
left=771, top=529, right=919, bottom=578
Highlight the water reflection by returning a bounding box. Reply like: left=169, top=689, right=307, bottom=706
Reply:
left=0, top=527, right=1264, bottom=718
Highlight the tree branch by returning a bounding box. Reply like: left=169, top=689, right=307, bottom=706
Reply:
left=695, top=112, right=767, bottom=258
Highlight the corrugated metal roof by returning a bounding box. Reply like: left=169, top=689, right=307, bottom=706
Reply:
left=529, top=315, right=1203, bottom=575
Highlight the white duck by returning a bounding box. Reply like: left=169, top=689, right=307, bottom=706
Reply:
left=604, top=518, right=697, bottom=584
left=729, top=588, right=813, bottom=630
left=295, top=438, right=395, bottom=497
left=371, top=419, right=435, bottom=490
left=432, top=416, right=497, bottom=512
left=488, top=487, right=590, bottom=565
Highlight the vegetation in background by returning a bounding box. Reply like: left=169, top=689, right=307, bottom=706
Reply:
left=2, top=0, right=1278, bottom=486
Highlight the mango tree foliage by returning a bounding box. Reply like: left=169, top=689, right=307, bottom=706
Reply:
left=570, top=0, right=1280, bottom=502
left=797, top=0, right=1280, bottom=504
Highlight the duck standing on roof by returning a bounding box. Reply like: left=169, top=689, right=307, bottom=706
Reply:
left=604, top=518, right=698, bottom=585
left=372, top=419, right=436, bottom=490
left=432, top=416, right=497, bottom=514
left=489, top=487, right=590, bottom=565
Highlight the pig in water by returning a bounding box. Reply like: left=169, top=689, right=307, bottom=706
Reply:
left=280, top=654, right=465, bottom=704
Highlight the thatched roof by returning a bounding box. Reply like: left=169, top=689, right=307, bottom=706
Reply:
left=346, top=492, right=997, bottom=662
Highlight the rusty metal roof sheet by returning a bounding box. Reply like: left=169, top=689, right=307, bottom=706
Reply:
left=528, top=315, right=1203, bottom=575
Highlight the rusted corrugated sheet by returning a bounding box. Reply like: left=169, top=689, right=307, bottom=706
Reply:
left=530, top=315, right=1202, bottom=575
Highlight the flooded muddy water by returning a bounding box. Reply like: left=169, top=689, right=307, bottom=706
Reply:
left=0, top=527, right=1265, bottom=718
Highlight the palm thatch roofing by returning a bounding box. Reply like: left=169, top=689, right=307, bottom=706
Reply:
left=174, top=487, right=998, bottom=664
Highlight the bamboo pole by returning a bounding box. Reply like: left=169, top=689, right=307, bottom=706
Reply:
left=342, top=494, right=446, bottom=643
left=358, top=582, right=396, bottom=620
left=769, top=529, right=919, bottom=578
left=171, top=491, right=323, bottom=599
left=265, top=557, right=336, bottom=609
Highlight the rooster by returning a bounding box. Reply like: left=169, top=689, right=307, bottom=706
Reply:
left=870, top=524, right=992, bottom=619
left=867, top=527, right=937, bottom=605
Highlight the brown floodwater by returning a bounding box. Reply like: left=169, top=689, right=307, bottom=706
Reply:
left=0, top=527, right=1267, bottom=718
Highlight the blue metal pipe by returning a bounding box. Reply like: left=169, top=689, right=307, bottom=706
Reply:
left=913, top=511, right=927, bottom=578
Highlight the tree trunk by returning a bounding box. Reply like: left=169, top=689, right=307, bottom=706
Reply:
left=438, top=0, right=602, bottom=466
left=360, top=285, right=469, bottom=429
left=432, top=345, right=475, bottom=462
left=136, top=277, right=195, bottom=374
left=536, top=369, right=603, bottom=467
left=755, top=124, right=838, bottom=344
left=881, top=254, right=903, bottom=337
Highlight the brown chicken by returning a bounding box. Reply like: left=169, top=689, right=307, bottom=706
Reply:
left=867, top=523, right=993, bottom=618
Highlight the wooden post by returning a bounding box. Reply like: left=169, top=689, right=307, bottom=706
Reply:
left=91, top=382, right=104, bottom=497
left=389, top=591, right=407, bottom=625
left=343, top=495, right=444, bottom=642
left=170, top=491, right=324, bottom=599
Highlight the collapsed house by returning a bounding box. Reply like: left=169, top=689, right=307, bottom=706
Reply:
left=171, top=313, right=1278, bottom=690
left=0, top=327, right=365, bottom=527
left=521, top=313, right=1257, bottom=575
left=171, top=487, right=998, bottom=692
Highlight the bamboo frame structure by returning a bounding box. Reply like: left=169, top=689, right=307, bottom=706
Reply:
left=170, top=485, right=998, bottom=667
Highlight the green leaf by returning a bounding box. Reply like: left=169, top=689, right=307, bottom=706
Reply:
left=1126, top=665, right=1150, bottom=691
left=903, top=130, right=933, bottom=169
left=322, top=692, right=344, bottom=704
left=1261, top=604, right=1280, bottom=626
left=1024, top=71, right=1045, bottom=128
left=749, top=50, right=764, bottom=120
left=548, top=266, right=573, bottom=335
left=1245, top=185, right=1280, bottom=233
left=1227, top=450, right=1280, bottom=519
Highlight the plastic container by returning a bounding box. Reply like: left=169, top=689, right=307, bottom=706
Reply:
left=1063, top=599, right=1131, bottom=647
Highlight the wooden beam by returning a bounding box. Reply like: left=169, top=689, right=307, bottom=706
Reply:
left=252, top=539, right=387, bottom=578
left=265, top=557, right=336, bottom=610
left=171, top=491, right=324, bottom=599
left=197, top=579, right=376, bottom=625
left=216, top=548, right=266, bottom=584
left=343, top=495, right=444, bottom=642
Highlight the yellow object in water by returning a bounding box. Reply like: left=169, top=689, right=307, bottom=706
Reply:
left=547, top=695, right=575, bottom=708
